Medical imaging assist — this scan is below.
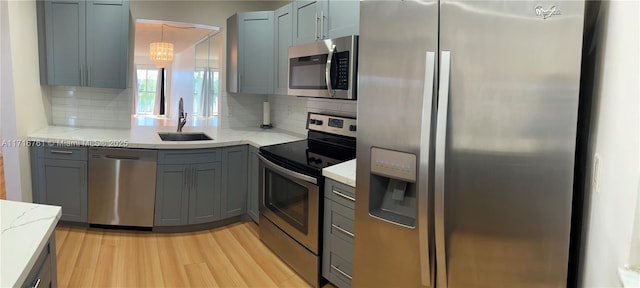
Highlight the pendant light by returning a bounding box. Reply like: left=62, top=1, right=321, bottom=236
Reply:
left=149, top=24, right=174, bottom=68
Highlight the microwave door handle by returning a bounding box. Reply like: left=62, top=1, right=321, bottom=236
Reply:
left=325, top=44, right=336, bottom=97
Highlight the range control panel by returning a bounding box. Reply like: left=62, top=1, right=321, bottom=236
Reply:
left=307, top=112, right=356, bottom=138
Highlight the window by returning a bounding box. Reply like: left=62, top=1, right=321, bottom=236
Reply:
left=136, top=68, right=159, bottom=114
left=193, top=69, right=219, bottom=117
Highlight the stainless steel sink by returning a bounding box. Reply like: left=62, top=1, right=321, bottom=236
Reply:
left=158, top=132, right=212, bottom=141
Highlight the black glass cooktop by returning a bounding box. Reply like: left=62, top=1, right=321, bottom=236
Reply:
left=260, top=138, right=356, bottom=177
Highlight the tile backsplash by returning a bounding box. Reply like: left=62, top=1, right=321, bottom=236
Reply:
left=219, top=92, right=266, bottom=129
left=51, top=86, right=131, bottom=129
left=268, top=94, right=357, bottom=135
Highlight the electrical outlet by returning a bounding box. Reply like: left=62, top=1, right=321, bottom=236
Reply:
left=593, top=154, right=601, bottom=193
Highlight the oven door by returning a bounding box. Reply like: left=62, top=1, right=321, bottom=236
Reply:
left=258, top=154, right=320, bottom=254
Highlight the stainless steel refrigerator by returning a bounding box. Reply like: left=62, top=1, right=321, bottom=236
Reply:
left=353, top=0, right=588, bottom=287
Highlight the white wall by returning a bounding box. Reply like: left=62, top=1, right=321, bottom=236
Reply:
left=1, top=0, right=52, bottom=201
left=169, top=47, right=196, bottom=118
left=581, top=0, right=640, bottom=286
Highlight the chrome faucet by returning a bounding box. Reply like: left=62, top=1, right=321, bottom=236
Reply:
left=177, top=97, right=187, bottom=132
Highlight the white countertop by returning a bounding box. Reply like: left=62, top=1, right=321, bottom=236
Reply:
left=28, top=125, right=305, bottom=149
left=1, top=200, right=62, bottom=287
left=323, top=159, right=356, bottom=188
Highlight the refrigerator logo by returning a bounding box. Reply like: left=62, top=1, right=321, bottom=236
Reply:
left=535, top=5, right=561, bottom=19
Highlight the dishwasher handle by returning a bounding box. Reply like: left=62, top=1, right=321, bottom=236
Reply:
left=89, top=148, right=157, bottom=162
left=105, top=155, right=140, bottom=161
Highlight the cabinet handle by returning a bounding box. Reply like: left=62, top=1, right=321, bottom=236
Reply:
left=192, top=167, right=196, bottom=188
left=320, top=10, right=325, bottom=39
left=184, top=169, right=189, bottom=191
left=88, top=64, right=91, bottom=86
left=332, top=189, right=355, bottom=202
left=331, top=224, right=354, bottom=238
left=50, top=150, right=73, bottom=155
left=33, top=278, right=41, bottom=288
left=330, top=265, right=352, bottom=280
left=79, top=65, right=83, bottom=86
left=315, top=12, right=319, bottom=40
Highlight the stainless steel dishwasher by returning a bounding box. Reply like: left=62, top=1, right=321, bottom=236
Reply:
left=88, top=148, right=157, bottom=227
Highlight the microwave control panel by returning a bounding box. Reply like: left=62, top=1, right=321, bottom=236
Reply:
left=334, top=51, right=350, bottom=90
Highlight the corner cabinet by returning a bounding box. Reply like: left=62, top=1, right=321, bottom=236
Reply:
left=31, top=145, right=88, bottom=223
left=247, top=146, right=260, bottom=223
left=221, top=146, right=248, bottom=218
left=155, top=150, right=222, bottom=226
left=292, top=0, right=359, bottom=45
left=226, top=11, right=275, bottom=94
left=38, top=0, right=129, bottom=89
left=274, top=3, right=293, bottom=95
left=323, top=178, right=356, bottom=288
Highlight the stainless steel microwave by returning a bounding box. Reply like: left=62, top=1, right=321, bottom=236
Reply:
left=288, top=35, right=358, bottom=100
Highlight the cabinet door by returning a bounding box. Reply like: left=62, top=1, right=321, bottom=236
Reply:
left=155, top=165, right=189, bottom=226
left=38, top=159, right=87, bottom=222
left=221, top=146, right=248, bottom=218
left=85, top=0, right=129, bottom=89
left=188, top=162, right=222, bottom=224
left=293, top=0, right=320, bottom=45
left=274, top=4, right=293, bottom=95
left=238, top=11, right=275, bottom=94
left=43, top=0, right=86, bottom=86
left=247, top=146, right=260, bottom=223
left=323, top=0, right=360, bottom=39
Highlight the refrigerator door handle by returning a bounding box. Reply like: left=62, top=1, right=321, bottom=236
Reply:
left=325, top=44, right=336, bottom=97
left=419, top=51, right=436, bottom=287
left=435, top=51, right=451, bottom=288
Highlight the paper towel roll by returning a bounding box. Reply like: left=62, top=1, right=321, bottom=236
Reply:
left=262, top=101, right=271, bottom=126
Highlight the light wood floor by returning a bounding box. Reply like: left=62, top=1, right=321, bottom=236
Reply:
left=55, top=222, right=333, bottom=288
left=0, top=156, right=5, bottom=200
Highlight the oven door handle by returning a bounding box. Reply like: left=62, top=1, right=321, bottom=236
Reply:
left=258, top=154, right=318, bottom=185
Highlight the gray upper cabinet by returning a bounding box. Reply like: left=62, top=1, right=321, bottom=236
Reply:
left=226, top=11, right=275, bottom=94
left=292, top=0, right=359, bottom=45
left=85, top=0, right=129, bottom=88
left=247, top=146, right=260, bottom=223
left=274, top=3, right=293, bottom=95
left=322, top=0, right=359, bottom=39
left=221, top=146, right=248, bottom=218
left=292, top=0, right=320, bottom=45
left=31, top=146, right=88, bottom=223
left=40, top=0, right=129, bottom=89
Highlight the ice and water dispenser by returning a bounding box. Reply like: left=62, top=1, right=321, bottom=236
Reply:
left=369, top=147, right=417, bottom=228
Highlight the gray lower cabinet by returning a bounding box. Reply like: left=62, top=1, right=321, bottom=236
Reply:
left=22, top=234, right=58, bottom=288
left=221, top=146, right=248, bottom=218
left=189, top=162, right=222, bottom=224
left=323, top=179, right=355, bottom=288
left=155, top=150, right=222, bottom=226
left=31, top=145, right=88, bottom=223
left=247, top=146, right=260, bottom=223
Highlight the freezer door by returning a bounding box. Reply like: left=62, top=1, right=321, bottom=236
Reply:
left=437, top=1, right=585, bottom=287
left=353, top=0, right=438, bottom=287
